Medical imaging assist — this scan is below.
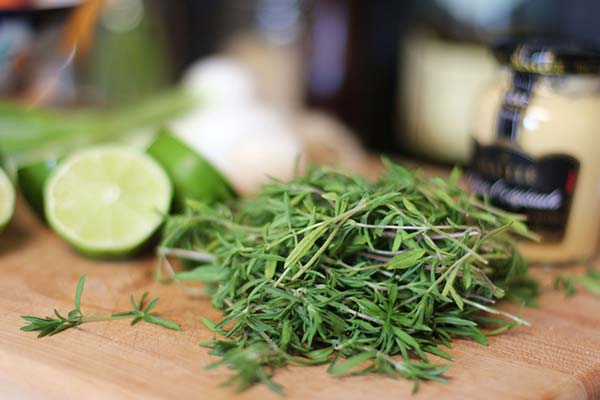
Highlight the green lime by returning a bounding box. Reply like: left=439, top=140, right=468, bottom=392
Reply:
left=18, top=158, right=59, bottom=220
left=147, top=130, right=235, bottom=210
left=0, top=167, right=15, bottom=233
left=44, top=145, right=172, bottom=258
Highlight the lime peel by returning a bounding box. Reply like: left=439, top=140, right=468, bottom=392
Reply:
left=147, top=131, right=235, bottom=210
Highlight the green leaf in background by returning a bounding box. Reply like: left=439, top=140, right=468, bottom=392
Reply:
left=0, top=89, right=193, bottom=166
left=574, top=274, right=600, bottom=295
left=554, top=268, right=600, bottom=297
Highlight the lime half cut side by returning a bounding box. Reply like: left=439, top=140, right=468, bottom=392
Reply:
left=0, top=167, right=15, bottom=233
left=45, top=146, right=172, bottom=258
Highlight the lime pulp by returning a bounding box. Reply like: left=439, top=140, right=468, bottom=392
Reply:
left=44, top=145, right=172, bottom=258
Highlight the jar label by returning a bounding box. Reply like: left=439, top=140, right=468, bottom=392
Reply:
left=470, top=142, right=579, bottom=242
left=497, top=72, right=537, bottom=141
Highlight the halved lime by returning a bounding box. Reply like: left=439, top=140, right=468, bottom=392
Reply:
left=147, top=130, right=235, bottom=210
left=0, top=167, right=15, bottom=233
left=18, top=158, right=59, bottom=221
left=44, top=145, right=172, bottom=258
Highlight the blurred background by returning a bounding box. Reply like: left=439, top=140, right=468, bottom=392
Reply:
left=0, top=0, right=600, bottom=178
left=1, top=0, right=599, bottom=178
left=3, top=0, right=599, bottom=262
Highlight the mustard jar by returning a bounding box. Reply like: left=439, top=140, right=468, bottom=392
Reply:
left=470, top=41, right=600, bottom=263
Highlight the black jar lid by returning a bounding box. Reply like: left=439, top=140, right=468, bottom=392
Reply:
left=492, top=39, right=600, bottom=75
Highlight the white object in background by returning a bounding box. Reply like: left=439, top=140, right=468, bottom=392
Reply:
left=181, top=57, right=258, bottom=108
left=172, top=105, right=304, bottom=197
left=225, top=34, right=304, bottom=113
left=434, top=0, right=525, bottom=27
left=175, top=56, right=306, bottom=196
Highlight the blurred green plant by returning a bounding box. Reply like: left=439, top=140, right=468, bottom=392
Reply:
left=84, top=0, right=171, bottom=105
left=0, top=89, right=193, bottom=165
left=554, top=268, right=600, bottom=297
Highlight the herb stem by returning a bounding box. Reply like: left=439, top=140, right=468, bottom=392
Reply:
left=339, top=305, right=383, bottom=325
left=462, top=298, right=530, bottom=326
left=358, top=252, right=392, bottom=263
left=355, top=222, right=454, bottom=231
left=157, top=247, right=215, bottom=262
left=82, top=315, right=131, bottom=323
left=368, top=248, right=408, bottom=256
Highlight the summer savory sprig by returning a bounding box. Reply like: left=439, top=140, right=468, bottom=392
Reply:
left=21, top=275, right=182, bottom=337
left=159, top=160, right=538, bottom=393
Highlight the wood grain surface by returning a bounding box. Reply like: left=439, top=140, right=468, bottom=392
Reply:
left=1, top=198, right=599, bottom=400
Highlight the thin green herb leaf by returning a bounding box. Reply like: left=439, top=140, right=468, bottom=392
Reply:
left=174, top=265, right=226, bottom=282
left=387, top=249, right=426, bottom=270
left=144, top=298, right=160, bottom=314
left=74, top=275, right=86, bottom=311
left=130, top=294, right=138, bottom=311
left=328, top=352, right=375, bottom=375
left=137, top=292, right=149, bottom=311
left=144, top=315, right=183, bottom=331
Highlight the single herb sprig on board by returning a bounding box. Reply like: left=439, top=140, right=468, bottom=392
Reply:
left=159, top=160, right=538, bottom=393
left=21, top=275, right=182, bottom=337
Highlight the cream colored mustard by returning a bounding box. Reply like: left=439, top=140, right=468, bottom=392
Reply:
left=473, top=68, right=600, bottom=263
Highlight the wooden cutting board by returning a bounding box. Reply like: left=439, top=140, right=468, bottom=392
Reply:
left=1, top=199, right=599, bottom=400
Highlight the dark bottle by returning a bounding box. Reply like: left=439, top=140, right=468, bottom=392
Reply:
left=303, top=0, right=408, bottom=152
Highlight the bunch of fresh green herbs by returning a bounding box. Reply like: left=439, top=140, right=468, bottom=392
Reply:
left=159, top=160, right=538, bottom=393
left=21, top=275, right=181, bottom=337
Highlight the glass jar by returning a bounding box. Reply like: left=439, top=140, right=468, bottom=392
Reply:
left=401, top=30, right=498, bottom=164
left=471, top=42, right=600, bottom=263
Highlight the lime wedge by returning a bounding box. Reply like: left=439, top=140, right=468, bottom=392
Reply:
left=147, top=131, right=235, bottom=210
left=0, top=167, right=15, bottom=233
left=18, top=158, right=59, bottom=221
left=45, top=145, right=172, bottom=258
